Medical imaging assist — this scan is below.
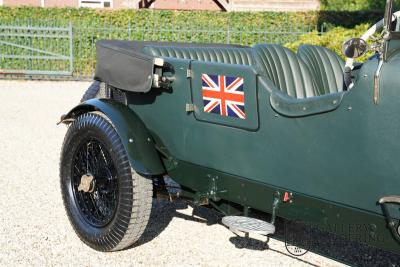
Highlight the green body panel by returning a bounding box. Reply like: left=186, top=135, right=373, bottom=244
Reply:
left=190, top=62, right=259, bottom=130
left=270, top=90, right=344, bottom=117
left=168, top=160, right=398, bottom=253
left=64, top=99, right=165, bottom=175
left=131, top=56, right=400, bottom=213
left=125, top=48, right=400, bottom=252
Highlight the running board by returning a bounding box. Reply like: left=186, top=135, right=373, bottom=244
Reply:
left=222, top=216, right=275, bottom=235
left=222, top=193, right=280, bottom=236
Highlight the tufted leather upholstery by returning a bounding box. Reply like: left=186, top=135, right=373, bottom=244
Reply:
left=298, top=45, right=345, bottom=94
left=253, top=44, right=319, bottom=99
left=142, top=45, right=255, bottom=66
left=143, top=44, right=344, bottom=99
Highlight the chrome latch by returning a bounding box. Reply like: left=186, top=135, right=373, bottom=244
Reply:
left=373, top=58, right=384, bottom=105
left=153, top=74, right=173, bottom=89
left=186, top=103, right=195, bottom=112
left=154, top=57, right=165, bottom=67
left=186, top=69, right=192, bottom=78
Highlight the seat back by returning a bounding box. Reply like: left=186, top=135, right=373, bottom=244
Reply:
left=142, top=45, right=255, bottom=66
left=252, top=44, right=319, bottom=99
left=298, top=45, right=345, bottom=94
left=143, top=44, right=343, bottom=99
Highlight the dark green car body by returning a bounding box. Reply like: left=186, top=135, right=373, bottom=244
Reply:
left=63, top=4, right=400, bottom=255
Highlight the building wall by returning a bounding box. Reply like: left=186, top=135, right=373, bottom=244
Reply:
left=3, top=0, right=40, bottom=6
left=115, top=0, right=138, bottom=9
left=152, top=0, right=220, bottom=11
left=1, top=0, right=133, bottom=8
left=44, top=0, right=78, bottom=8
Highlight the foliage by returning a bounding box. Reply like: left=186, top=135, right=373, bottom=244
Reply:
left=0, top=7, right=320, bottom=77
left=317, top=10, right=383, bottom=28
left=0, top=7, right=390, bottom=77
left=0, top=6, right=390, bottom=31
left=0, top=7, right=316, bottom=28
left=285, top=24, right=372, bottom=60
left=321, top=0, right=400, bottom=11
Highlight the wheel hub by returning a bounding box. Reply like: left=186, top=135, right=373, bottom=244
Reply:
left=71, top=138, right=119, bottom=227
left=78, top=173, right=96, bottom=193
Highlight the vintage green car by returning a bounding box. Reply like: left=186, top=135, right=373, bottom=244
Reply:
left=60, top=0, right=400, bottom=254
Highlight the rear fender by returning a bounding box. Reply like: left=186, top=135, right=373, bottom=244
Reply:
left=61, top=98, right=165, bottom=176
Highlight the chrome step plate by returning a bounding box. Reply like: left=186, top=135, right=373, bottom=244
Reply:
left=222, top=216, right=276, bottom=235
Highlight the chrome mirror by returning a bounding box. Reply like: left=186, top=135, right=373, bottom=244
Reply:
left=342, top=38, right=368, bottom=58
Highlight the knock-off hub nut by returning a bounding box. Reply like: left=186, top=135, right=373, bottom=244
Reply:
left=78, top=174, right=96, bottom=193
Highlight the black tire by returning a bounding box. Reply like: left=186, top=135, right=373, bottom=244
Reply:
left=80, top=81, right=106, bottom=102
left=60, top=112, right=153, bottom=251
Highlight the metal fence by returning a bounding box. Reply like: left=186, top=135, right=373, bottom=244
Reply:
left=0, top=18, right=323, bottom=79
left=0, top=20, right=73, bottom=76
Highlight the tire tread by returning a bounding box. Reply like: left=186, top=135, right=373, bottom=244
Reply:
left=60, top=111, right=153, bottom=252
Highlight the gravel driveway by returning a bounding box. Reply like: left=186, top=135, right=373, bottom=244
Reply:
left=0, top=80, right=399, bottom=267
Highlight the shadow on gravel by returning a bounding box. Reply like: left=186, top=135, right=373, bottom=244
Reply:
left=133, top=199, right=221, bottom=248
left=229, top=236, right=269, bottom=251
left=223, top=210, right=400, bottom=267
left=272, top=218, right=400, bottom=267
left=132, top=199, right=400, bottom=267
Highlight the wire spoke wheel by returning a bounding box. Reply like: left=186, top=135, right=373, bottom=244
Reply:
left=72, top=138, right=118, bottom=227
left=60, top=111, right=153, bottom=252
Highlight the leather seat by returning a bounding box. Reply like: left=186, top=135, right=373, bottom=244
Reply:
left=298, top=45, right=345, bottom=94
left=142, top=45, right=255, bottom=66
left=253, top=44, right=320, bottom=99
left=143, top=44, right=343, bottom=100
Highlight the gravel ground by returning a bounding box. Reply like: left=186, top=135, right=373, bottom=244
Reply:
left=0, top=80, right=399, bottom=267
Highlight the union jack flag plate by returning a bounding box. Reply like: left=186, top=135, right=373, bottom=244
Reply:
left=201, top=74, right=246, bottom=119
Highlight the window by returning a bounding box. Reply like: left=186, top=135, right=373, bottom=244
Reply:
left=79, top=0, right=113, bottom=8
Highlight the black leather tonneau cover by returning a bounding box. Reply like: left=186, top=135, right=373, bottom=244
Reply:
left=95, top=40, right=155, bottom=93
left=95, top=40, right=247, bottom=93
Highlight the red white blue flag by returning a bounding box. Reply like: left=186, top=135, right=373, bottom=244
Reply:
left=201, top=74, right=246, bottom=119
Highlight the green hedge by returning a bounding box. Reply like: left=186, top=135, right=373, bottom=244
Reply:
left=321, top=0, right=400, bottom=11
left=318, top=10, right=383, bottom=28
left=0, top=7, right=317, bottom=29
left=286, top=24, right=372, bottom=60
left=0, top=6, right=391, bottom=29
left=0, top=7, right=389, bottom=77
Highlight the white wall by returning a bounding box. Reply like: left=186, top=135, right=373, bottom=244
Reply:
left=79, top=0, right=113, bottom=8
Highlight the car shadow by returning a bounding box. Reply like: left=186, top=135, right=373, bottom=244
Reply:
left=263, top=217, right=400, bottom=267
left=133, top=199, right=221, bottom=247
left=229, top=236, right=269, bottom=251
left=221, top=209, right=400, bottom=266
left=131, top=200, right=400, bottom=267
